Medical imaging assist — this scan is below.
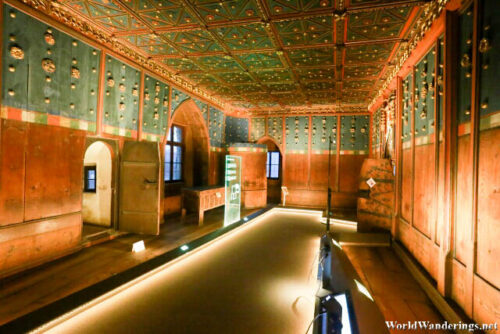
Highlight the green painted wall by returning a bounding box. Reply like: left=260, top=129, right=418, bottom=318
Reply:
left=414, top=47, right=436, bottom=139
left=102, top=55, right=140, bottom=137
left=457, top=5, right=473, bottom=125
left=267, top=117, right=283, bottom=146
left=340, top=115, right=369, bottom=151
left=171, top=87, right=190, bottom=118
left=285, top=116, right=309, bottom=153
left=311, top=116, right=337, bottom=151
left=2, top=4, right=100, bottom=130
left=402, top=73, right=413, bottom=142
left=479, top=0, right=500, bottom=119
left=142, top=74, right=169, bottom=141
left=250, top=117, right=265, bottom=141
left=209, top=106, right=224, bottom=147
left=225, top=116, right=249, bottom=144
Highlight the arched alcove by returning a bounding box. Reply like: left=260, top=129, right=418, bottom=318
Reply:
left=82, top=141, right=113, bottom=227
left=168, top=99, right=210, bottom=187
left=257, top=136, right=283, bottom=204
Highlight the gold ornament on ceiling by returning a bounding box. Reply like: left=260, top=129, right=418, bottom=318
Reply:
left=42, top=58, right=56, bottom=73
left=119, top=102, right=126, bottom=111
left=119, top=84, right=126, bottom=92
left=107, top=78, right=115, bottom=87
left=132, top=88, right=138, bottom=96
left=10, top=46, right=24, bottom=60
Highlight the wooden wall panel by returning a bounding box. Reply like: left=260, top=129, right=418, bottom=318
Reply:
left=24, top=124, right=85, bottom=221
left=398, top=217, right=439, bottom=280
left=309, top=155, right=336, bottom=191
left=454, top=135, right=472, bottom=264
left=0, top=213, right=81, bottom=276
left=284, top=154, right=308, bottom=189
left=476, top=127, right=500, bottom=289
left=451, top=260, right=468, bottom=310
left=401, top=149, right=413, bottom=222
left=473, top=275, right=500, bottom=328
left=339, top=155, right=365, bottom=193
left=436, top=141, right=445, bottom=246
left=0, top=120, right=26, bottom=226
left=208, top=150, right=225, bottom=186
left=413, top=144, right=436, bottom=238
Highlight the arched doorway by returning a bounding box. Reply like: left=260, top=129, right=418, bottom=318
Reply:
left=168, top=99, right=210, bottom=187
left=258, top=137, right=282, bottom=204
left=82, top=141, right=113, bottom=231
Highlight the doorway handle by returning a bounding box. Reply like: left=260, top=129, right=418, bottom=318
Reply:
left=143, top=178, right=157, bottom=184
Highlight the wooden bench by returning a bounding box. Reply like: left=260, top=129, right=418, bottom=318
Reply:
left=181, top=186, right=225, bottom=226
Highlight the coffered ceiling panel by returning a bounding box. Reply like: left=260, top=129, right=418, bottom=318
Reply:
left=58, top=0, right=428, bottom=114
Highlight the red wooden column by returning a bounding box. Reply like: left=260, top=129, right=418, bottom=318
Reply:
left=465, top=0, right=481, bottom=316
left=96, top=51, right=106, bottom=136
left=393, top=76, right=403, bottom=238
left=439, top=8, right=458, bottom=298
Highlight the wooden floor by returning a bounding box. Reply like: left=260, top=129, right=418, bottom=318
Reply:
left=0, top=207, right=258, bottom=326
left=0, top=207, right=450, bottom=333
left=343, top=246, right=452, bottom=334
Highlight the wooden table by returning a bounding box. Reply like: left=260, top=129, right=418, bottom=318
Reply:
left=181, top=185, right=225, bottom=225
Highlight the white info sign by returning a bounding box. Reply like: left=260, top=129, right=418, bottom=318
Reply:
left=366, top=178, right=376, bottom=188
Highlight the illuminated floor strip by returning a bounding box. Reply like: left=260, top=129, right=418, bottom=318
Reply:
left=2, top=207, right=326, bottom=333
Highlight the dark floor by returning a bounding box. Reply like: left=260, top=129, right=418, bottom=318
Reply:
left=81, top=223, right=110, bottom=238
left=0, top=207, right=258, bottom=326
left=43, top=210, right=325, bottom=334
left=0, top=207, right=450, bottom=333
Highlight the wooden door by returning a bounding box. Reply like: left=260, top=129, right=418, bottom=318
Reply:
left=119, top=141, right=160, bottom=235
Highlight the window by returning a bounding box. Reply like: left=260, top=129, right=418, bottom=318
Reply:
left=84, top=166, right=97, bottom=192
left=165, top=125, right=183, bottom=182
left=266, top=151, right=280, bottom=179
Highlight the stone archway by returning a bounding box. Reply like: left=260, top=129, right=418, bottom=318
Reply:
left=169, top=99, right=210, bottom=187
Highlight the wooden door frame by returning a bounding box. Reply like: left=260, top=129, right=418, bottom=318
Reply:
left=83, top=137, right=119, bottom=230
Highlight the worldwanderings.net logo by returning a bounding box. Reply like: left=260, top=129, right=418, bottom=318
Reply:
left=386, top=321, right=498, bottom=332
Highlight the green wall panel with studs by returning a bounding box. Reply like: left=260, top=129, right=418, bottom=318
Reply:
left=402, top=73, right=413, bottom=143
left=285, top=116, right=309, bottom=153
left=479, top=0, right=500, bottom=125
left=142, top=75, right=169, bottom=141
left=414, top=47, right=436, bottom=143
left=437, top=36, right=445, bottom=134
left=193, top=98, right=209, bottom=126
left=311, top=116, right=337, bottom=153
left=225, top=116, right=249, bottom=144
left=171, top=87, right=190, bottom=118
left=209, top=106, right=224, bottom=148
left=340, top=115, right=369, bottom=153
left=250, top=117, right=265, bottom=141
left=2, top=4, right=100, bottom=131
left=373, top=109, right=380, bottom=149
left=102, top=55, right=140, bottom=137
left=267, top=117, right=283, bottom=146
left=457, top=5, right=473, bottom=126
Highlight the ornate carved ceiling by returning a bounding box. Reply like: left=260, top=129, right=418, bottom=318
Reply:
left=54, top=0, right=428, bottom=114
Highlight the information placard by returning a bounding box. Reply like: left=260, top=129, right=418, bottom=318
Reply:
left=224, top=155, right=241, bottom=226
